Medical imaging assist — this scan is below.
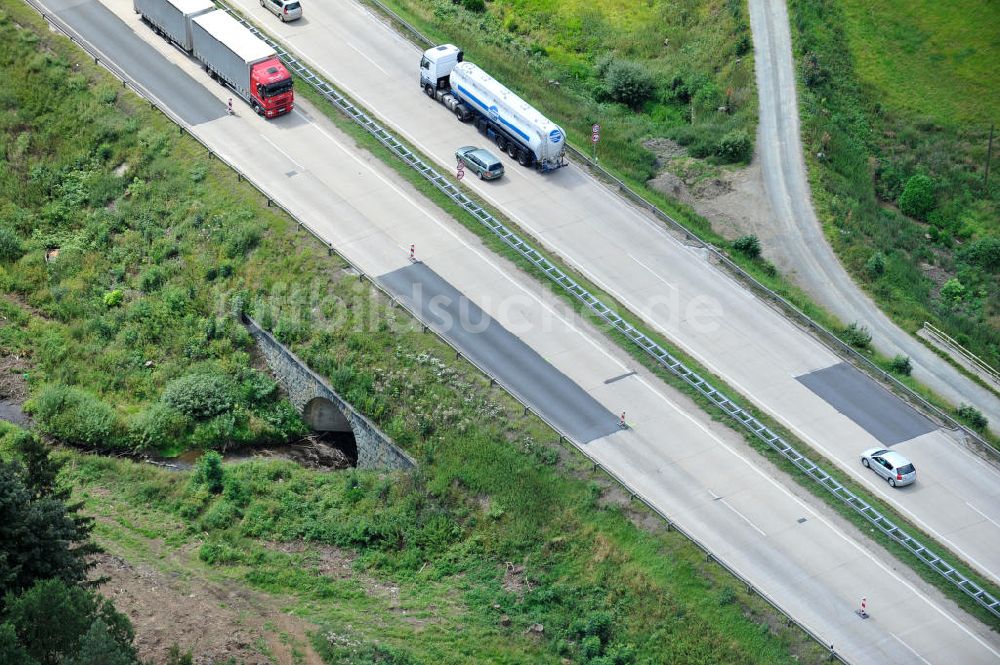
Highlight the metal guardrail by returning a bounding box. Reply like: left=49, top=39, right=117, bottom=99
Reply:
left=357, top=0, right=997, bottom=453
left=923, top=322, right=1000, bottom=388
left=20, top=1, right=853, bottom=659
left=216, top=1, right=1000, bottom=623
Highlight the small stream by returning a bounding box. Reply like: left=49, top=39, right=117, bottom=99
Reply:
left=145, top=431, right=358, bottom=471
left=0, top=400, right=30, bottom=427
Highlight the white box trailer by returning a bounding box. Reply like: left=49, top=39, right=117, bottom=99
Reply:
left=190, top=10, right=275, bottom=105
left=132, top=0, right=214, bottom=52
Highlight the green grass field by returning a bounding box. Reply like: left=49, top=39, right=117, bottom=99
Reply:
left=0, top=1, right=829, bottom=662
left=838, top=0, right=1000, bottom=127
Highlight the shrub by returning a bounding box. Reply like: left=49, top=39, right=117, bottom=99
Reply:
left=716, top=129, right=752, bottom=163
left=192, top=451, right=224, bottom=494
left=138, top=266, right=165, bottom=292
left=0, top=226, right=23, bottom=262
left=939, top=278, right=965, bottom=303
left=602, top=59, right=656, bottom=109
left=128, top=403, right=190, bottom=451
left=161, top=372, right=234, bottom=419
left=842, top=322, right=872, bottom=349
left=733, top=234, right=761, bottom=259
left=223, top=225, right=261, bottom=259
left=29, top=384, right=120, bottom=448
left=889, top=355, right=912, bottom=375
left=864, top=251, right=885, bottom=278
left=956, top=404, right=988, bottom=432
left=897, top=174, right=935, bottom=219
left=102, top=289, right=123, bottom=307
left=461, top=0, right=485, bottom=12
left=961, top=237, right=1000, bottom=271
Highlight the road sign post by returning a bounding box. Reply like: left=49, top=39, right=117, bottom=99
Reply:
left=591, top=123, right=600, bottom=161
left=457, top=160, right=465, bottom=181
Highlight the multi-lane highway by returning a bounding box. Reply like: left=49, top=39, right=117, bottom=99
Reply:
left=31, top=0, right=1000, bottom=661
left=217, top=0, right=1000, bottom=589
left=747, top=0, right=1000, bottom=436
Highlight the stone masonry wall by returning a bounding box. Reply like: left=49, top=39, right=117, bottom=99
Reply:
left=244, top=317, right=415, bottom=471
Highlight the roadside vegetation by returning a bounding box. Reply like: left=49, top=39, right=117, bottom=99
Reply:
left=789, top=0, right=1000, bottom=376
left=0, top=2, right=828, bottom=663
left=375, top=0, right=757, bottom=176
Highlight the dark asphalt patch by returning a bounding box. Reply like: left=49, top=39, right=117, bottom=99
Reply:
left=796, top=362, right=935, bottom=446
left=379, top=263, right=620, bottom=443
left=47, top=0, right=226, bottom=126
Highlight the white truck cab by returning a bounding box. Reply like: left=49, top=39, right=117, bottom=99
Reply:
left=420, top=43, right=463, bottom=91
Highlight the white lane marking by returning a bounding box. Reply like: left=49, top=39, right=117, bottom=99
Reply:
left=967, top=502, right=1000, bottom=530
left=708, top=490, right=767, bottom=536
left=578, top=262, right=1000, bottom=584
left=258, top=134, right=304, bottom=171
left=628, top=253, right=676, bottom=290
left=347, top=41, right=389, bottom=76
left=286, top=110, right=628, bottom=374
left=109, top=8, right=998, bottom=655
left=629, top=374, right=1000, bottom=659
left=891, top=633, right=933, bottom=665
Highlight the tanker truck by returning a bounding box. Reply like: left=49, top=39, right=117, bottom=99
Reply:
left=134, top=0, right=294, bottom=118
left=419, top=44, right=566, bottom=172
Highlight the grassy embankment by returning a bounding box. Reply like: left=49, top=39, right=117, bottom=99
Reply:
left=369, top=0, right=1000, bottom=434
left=789, top=0, right=1000, bottom=381
left=0, top=2, right=828, bottom=663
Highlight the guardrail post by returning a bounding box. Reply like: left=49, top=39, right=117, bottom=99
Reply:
left=237, top=173, right=242, bottom=183
left=828, top=646, right=835, bottom=661
left=523, top=406, right=530, bottom=416
left=327, top=243, right=334, bottom=257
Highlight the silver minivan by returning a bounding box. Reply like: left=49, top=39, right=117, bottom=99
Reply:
left=861, top=448, right=916, bottom=487
left=261, top=0, right=301, bottom=21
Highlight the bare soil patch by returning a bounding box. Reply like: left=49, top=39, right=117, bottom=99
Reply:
left=90, top=552, right=324, bottom=665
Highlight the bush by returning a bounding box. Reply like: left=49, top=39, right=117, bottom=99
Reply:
left=961, top=237, right=1000, bottom=271
left=29, top=384, right=120, bottom=448
left=716, top=129, right=752, bottom=163
left=897, top=174, right=935, bottom=219
left=161, top=372, right=234, bottom=420
left=461, top=0, right=485, bottom=12
left=956, top=404, right=988, bottom=432
left=939, top=278, right=965, bottom=303
left=842, top=322, right=872, bottom=349
left=138, top=266, right=165, bottom=292
left=102, top=289, right=123, bottom=307
left=128, top=404, right=190, bottom=451
left=733, top=234, right=761, bottom=260
left=192, top=451, right=224, bottom=494
left=864, top=251, right=885, bottom=278
left=602, top=59, right=656, bottom=110
left=223, top=225, right=261, bottom=259
left=0, top=226, right=23, bottom=262
left=889, top=355, right=912, bottom=375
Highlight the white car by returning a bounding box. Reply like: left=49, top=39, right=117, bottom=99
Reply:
left=261, top=0, right=301, bottom=21
left=861, top=448, right=916, bottom=487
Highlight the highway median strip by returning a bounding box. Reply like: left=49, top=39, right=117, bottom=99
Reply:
left=213, top=2, right=1000, bottom=629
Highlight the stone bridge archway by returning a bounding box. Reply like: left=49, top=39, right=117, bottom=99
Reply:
left=243, top=317, right=414, bottom=471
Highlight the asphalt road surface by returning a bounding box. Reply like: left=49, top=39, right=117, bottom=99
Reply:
left=35, top=0, right=1000, bottom=661
left=747, top=0, right=1000, bottom=434
left=219, top=0, right=1000, bottom=590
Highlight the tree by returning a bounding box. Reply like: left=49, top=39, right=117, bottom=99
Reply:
left=0, top=227, right=22, bottom=263
left=897, top=174, right=935, bottom=219
left=3, top=579, right=136, bottom=665
left=940, top=278, right=965, bottom=303
left=0, top=622, right=39, bottom=665
left=889, top=355, right=912, bottom=375
left=864, top=251, right=886, bottom=278
left=65, top=621, right=134, bottom=665
left=0, top=462, right=95, bottom=604
left=716, top=129, right=752, bottom=163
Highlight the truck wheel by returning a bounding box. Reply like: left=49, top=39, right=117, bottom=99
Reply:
left=424, top=84, right=435, bottom=98
left=252, top=102, right=263, bottom=116
left=496, top=136, right=507, bottom=151
left=507, top=143, right=517, bottom=159
left=517, top=150, right=532, bottom=167
left=259, top=0, right=264, bottom=5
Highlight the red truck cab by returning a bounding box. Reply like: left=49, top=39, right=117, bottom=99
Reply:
left=251, top=57, right=293, bottom=118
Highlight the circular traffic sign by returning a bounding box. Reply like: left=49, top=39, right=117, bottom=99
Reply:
left=591, top=133, right=600, bottom=143
left=592, top=123, right=600, bottom=133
